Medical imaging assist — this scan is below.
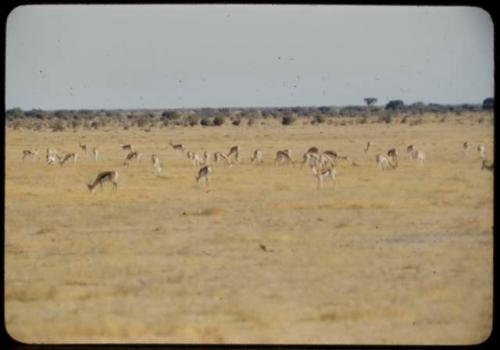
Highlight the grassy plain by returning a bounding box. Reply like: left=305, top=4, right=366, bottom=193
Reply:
left=4, top=113, right=494, bottom=344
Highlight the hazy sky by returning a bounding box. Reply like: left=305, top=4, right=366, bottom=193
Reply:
left=5, top=5, right=494, bottom=110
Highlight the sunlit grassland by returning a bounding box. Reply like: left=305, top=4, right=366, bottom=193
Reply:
left=5, top=114, right=494, bottom=344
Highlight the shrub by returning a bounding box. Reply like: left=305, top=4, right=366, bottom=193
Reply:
left=314, top=114, right=326, bottom=124
left=232, top=118, right=241, bottom=126
left=281, top=115, right=297, bottom=125
left=51, top=120, right=65, bottom=132
left=248, top=118, right=256, bottom=126
left=186, top=115, right=200, bottom=126
left=200, top=118, right=212, bottom=126
left=213, top=116, right=225, bottom=126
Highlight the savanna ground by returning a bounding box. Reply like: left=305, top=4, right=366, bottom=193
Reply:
left=4, top=113, right=494, bottom=344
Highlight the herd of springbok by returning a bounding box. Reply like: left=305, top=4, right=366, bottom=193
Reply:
left=21, top=139, right=493, bottom=193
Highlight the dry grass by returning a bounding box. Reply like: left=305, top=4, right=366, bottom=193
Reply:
left=5, top=113, right=493, bottom=344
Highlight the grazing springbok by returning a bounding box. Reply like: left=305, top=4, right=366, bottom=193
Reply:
left=87, top=170, right=118, bottom=192
left=59, top=152, right=78, bottom=166
left=79, top=143, right=87, bottom=153
left=311, top=166, right=337, bottom=189
left=275, top=149, right=294, bottom=165
left=463, top=141, right=470, bottom=155
left=303, top=152, right=319, bottom=167
left=22, top=149, right=38, bottom=161
left=196, top=165, right=212, bottom=185
left=478, top=144, right=486, bottom=159
left=120, top=144, right=134, bottom=152
left=227, top=145, right=241, bottom=163
left=364, top=141, right=371, bottom=153
left=307, top=146, right=320, bottom=155
left=251, top=149, right=263, bottom=164
left=376, top=154, right=395, bottom=170
left=169, top=140, right=185, bottom=152
left=151, top=154, right=162, bottom=173
left=92, top=147, right=99, bottom=161
left=407, top=145, right=415, bottom=159
left=410, top=149, right=426, bottom=166
left=46, top=148, right=60, bottom=165
left=323, top=150, right=338, bottom=159
left=123, top=151, right=141, bottom=165
left=213, top=152, right=232, bottom=167
left=481, top=160, right=494, bottom=171
left=387, top=148, right=399, bottom=166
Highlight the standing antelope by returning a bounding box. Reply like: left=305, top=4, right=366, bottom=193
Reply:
left=202, top=151, right=210, bottom=165
left=481, top=160, right=494, bottom=171
left=311, top=166, right=336, bottom=189
left=196, top=165, right=212, bottom=185
left=407, top=145, right=415, bottom=159
left=251, top=149, right=263, bottom=164
left=151, top=154, right=162, bottom=173
left=227, top=145, right=241, bottom=163
left=463, top=141, right=470, bottom=155
left=59, top=152, right=78, bottom=166
left=376, top=154, right=395, bottom=170
left=79, top=143, right=87, bottom=153
left=387, top=148, right=399, bottom=166
left=87, top=170, right=118, bottom=192
left=92, top=147, right=99, bottom=161
left=46, top=148, right=60, bottom=165
left=169, top=140, right=185, bottom=152
left=478, top=144, right=486, bottom=159
left=187, top=151, right=202, bottom=167
left=410, top=149, right=426, bottom=166
left=275, top=149, right=294, bottom=165
left=124, top=151, right=141, bottom=165
left=22, top=149, right=38, bottom=161
left=364, top=141, right=371, bottom=153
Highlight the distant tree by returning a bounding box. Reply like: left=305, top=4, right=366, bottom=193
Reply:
left=385, top=100, right=405, bottom=110
left=314, top=114, right=326, bottom=124
left=364, top=98, right=377, bottom=106
left=482, top=97, right=494, bottom=110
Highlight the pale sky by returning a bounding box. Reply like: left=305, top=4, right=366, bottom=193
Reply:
left=5, top=5, right=494, bottom=110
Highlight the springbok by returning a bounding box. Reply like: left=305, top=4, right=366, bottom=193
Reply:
left=213, top=152, right=233, bottom=167
left=275, top=149, right=294, bottom=165
left=227, top=145, right=241, bottom=163
left=364, top=141, right=371, bottom=153
left=169, top=140, right=185, bottom=152
left=121, top=144, right=134, bottom=152
left=311, top=166, right=336, bottom=189
left=46, top=148, right=60, bottom=165
left=323, top=150, right=338, bottom=159
left=187, top=151, right=202, bottom=167
left=251, top=149, right=263, bottom=164
left=376, top=154, right=395, bottom=170
left=22, top=149, right=38, bottom=161
left=307, top=146, right=320, bottom=155
left=463, top=141, right=470, bottom=155
left=410, top=149, right=426, bottom=166
left=92, top=147, right=99, bottom=161
left=79, top=143, right=87, bottom=153
left=87, top=170, right=118, bottom=192
left=481, top=160, right=494, bottom=171
left=59, top=152, right=78, bottom=166
left=407, top=145, right=415, bottom=159
left=151, top=154, right=162, bottom=173
left=387, top=148, right=399, bottom=166
left=478, top=144, right=486, bottom=159
left=124, top=151, right=141, bottom=166
left=202, top=151, right=210, bottom=165
left=196, top=165, right=212, bottom=185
